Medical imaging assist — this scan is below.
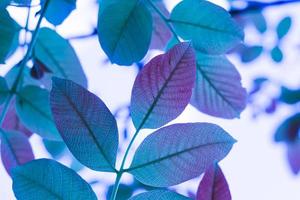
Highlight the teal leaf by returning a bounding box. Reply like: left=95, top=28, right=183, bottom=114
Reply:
left=16, top=85, right=61, bottom=141
left=50, top=77, right=118, bottom=172
left=276, top=16, right=292, bottom=40
left=0, top=9, right=20, bottom=63
left=127, top=123, right=236, bottom=187
left=41, top=0, right=76, bottom=26
left=250, top=12, right=267, bottom=34
left=0, top=76, right=9, bottom=105
left=274, top=113, right=300, bottom=143
left=240, top=45, right=263, bottom=63
left=279, top=87, right=300, bottom=104
left=12, top=159, right=97, bottom=200
left=271, top=46, right=283, bottom=63
left=98, top=0, right=153, bottom=66
left=196, top=164, right=231, bottom=200
left=191, top=53, right=247, bottom=119
left=130, top=42, right=196, bottom=129
left=43, top=139, right=66, bottom=159
left=34, top=28, right=87, bottom=87
left=106, top=184, right=134, bottom=200
left=170, top=0, right=244, bottom=54
left=0, top=129, right=34, bottom=176
left=129, top=190, right=191, bottom=200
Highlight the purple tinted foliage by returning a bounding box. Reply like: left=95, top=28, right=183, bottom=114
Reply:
left=274, top=113, right=300, bottom=143
left=287, top=142, right=300, bottom=174
left=130, top=42, right=196, bottom=129
left=1, top=130, right=34, bottom=176
left=197, top=164, right=231, bottom=200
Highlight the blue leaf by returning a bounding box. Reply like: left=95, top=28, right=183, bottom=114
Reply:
left=129, top=190, right=191, bottom=200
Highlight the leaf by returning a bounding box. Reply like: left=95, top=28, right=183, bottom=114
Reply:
left=287, top=141, right=300, bottom=175
left=12, top=159, right=97, bottom=200
left=43, top=139, right=66, bottom=159
left=196, top=164, right=231, bottom=200
left=249, top=11, right=267, bottom=34
left=274, top=113, right=300, bottom=143
left=191, top=53, right=247, bottom=119
left=1, top=98, right=32, bottom=137
left=276, top=16, right=292, bottom=40
left=0, top=9, right=20, bottom=63
left=270, top=46, right=283, bottom=63
left=41, top=0, right=76, bottom=26
left=98, top=0, right=153, bottom=66
left=148, top=0, right=172, bottom=50
left=127, top=123, right=236, bottom=187
left=170, top=0, right=244, bottom=54
left=0, top=129, right=34, bottom=176
left=106, top=184, right=134, bottom=200
left=279, top=87, right=300, bottom=104
left=50, top=77, right=118, bottom=172
left=0, top=76, right=9, bottom=105
left=34, top=28, right=87, bottom=87
left=130, top=42, right=196, bottom=129
left=240, top=45, right=263, bottom=63
left=129, top=190, right=191, bottom=200
left=16, top=85, right=60, bottom=140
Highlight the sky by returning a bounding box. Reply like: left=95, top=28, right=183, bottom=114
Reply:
left=1, top=0, right=300, bottom=199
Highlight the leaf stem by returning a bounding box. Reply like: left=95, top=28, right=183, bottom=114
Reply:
left=0, top=0, right=50, bottom=126
left=145, top=0, right=180, bottom=42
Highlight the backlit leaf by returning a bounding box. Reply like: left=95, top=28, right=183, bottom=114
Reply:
left=16, top=85, right=60, bottom=140
left=191, top=53, right=247, bottom=119
left=0, top=9, right=20, bottom=63
left=0, top=129, right=34, bottom=176
left=12, top=159, right=97, bottom=200
left=131, top=42, right=196, bottom=129
left=41, top=0, right=76, bottom=26
left=196, top=164, right=231, bottom=200
left=98, top=0, right=152, bottom=65
left=34, top=28, right=87, bottom=87
left=170, top=0, right=243, bottom=54
left=127, top=123, right=235, bottom=187
left=50, top=77, right=118, bottom=172
left=129, top=190, right=191, bottom=200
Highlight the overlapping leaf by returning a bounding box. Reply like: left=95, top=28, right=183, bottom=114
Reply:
left=12, top=159, right=97, bottom=200
left=130, top=42, right=196, bottom=129
left=41, top=0, right=76, bottom=26
left=170, top=0, right=244, bottom=54
left=0, top=9, right=20, bottom=63
left=127, top=123, right=235, bottom=187
left=34, top=28, right=87, bottom=87
left=98, top=0, right=152, bottom=65
left=16, top=85, right=60, bottom=140
left=196, top=164, right=231, bottom=200
left=191, top=53, right=247, bottom=119
left=50, top=77, right=118, bottom=172
left=129, top=190, right=191, bottom=200
left=0, top=129, right=34, bottom=176
left=0, top=76, right=9, bottom=105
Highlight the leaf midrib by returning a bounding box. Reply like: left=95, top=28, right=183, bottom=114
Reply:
left=0, top=129, right=21, bottom=165
left=126, top=141, right=232, bottom=172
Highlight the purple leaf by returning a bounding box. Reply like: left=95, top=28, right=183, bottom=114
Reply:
left=0, top=129, right=34, bottom=176
left=197, top=164, right=231, bottom=200
left=1, top=98, right=32, bottom=137
left=191, top=53, right=247, bottom=119
left=127, top=123, right=235, bottom=187
left=148, top=1, right=172, bottom=50
left=287, top=142, right=300, bottom=174
left=50, top=77, right=118, bottom=172
left=130, top=42, right=196, bottom=129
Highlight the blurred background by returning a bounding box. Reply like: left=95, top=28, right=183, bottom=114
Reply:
left=1, top=0, right=300, bottom=199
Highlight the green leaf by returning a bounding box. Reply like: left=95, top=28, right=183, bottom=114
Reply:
left=0, top=76, right=9, bottom=105
left=170, top=0, right=244, bottom=54
left=34, top=28, right=87, bottom=87
left=271, top=46, right=283, bottom=63
left=127, top=123, right=236, bottom=187
left=41, top=0, right=76, bottom=26
left=129, top=190, right=191, bottom=200
left=16, top=85, right=60, bottom=141
left=98, top=0, right=153, bottom=66
left=12, top=159, right=97, bottom=200
left=276, top=16, right=292, bottom=40
left=0, top=9, right=20, bottom=63
left=50, top=78, right=119, bottom=172
left=191, top=52, right=247, bottom=119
